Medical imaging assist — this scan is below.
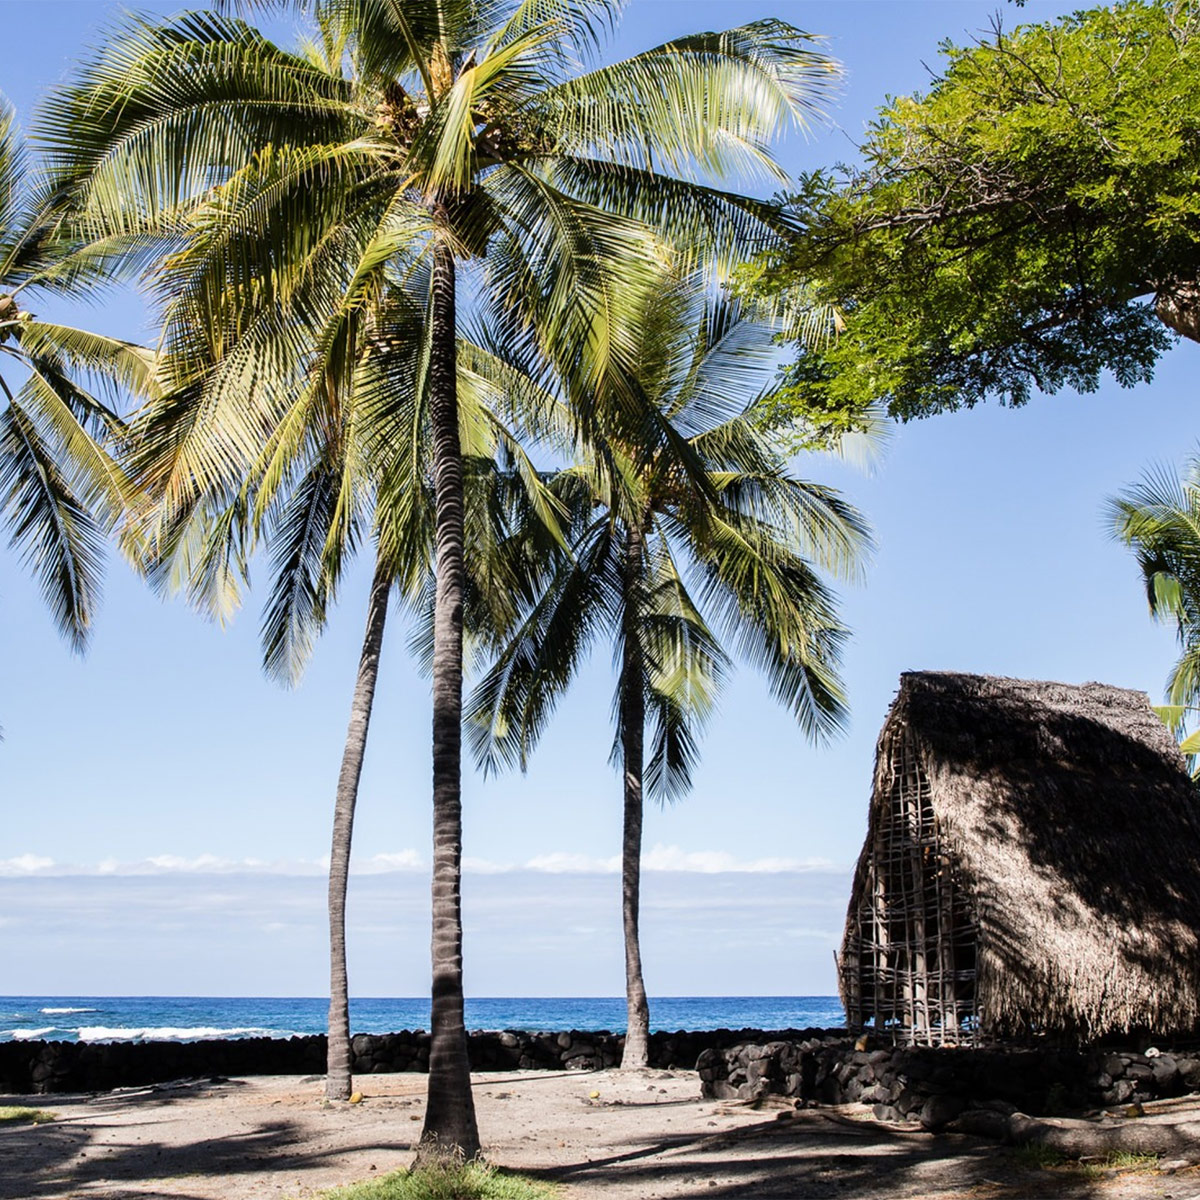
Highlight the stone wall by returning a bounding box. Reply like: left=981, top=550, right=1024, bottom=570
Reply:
left=698, top=1036, right=1200, bottom=1127
left=0, top=1026, right=836, bottom=1095
left=11, top=1024, right=1192, bottom=1121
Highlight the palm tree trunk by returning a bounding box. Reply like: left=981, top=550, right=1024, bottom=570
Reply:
left=415, top=223, right=481, bottom=1163
left=619, top=520, right=651, bottom=1070
left=325, top=555, right=391, bottom=1101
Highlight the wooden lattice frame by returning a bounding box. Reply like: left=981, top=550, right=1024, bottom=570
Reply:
left=843, top=730, right=978, bottom=1045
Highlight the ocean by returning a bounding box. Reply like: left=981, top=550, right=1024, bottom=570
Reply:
left=0, top=996, right=844, bottom=1044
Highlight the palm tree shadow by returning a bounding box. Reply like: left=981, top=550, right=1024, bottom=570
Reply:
left=521, top=1113, right=1120, bottom=1199
left=0, top=1111, right=412, bottom=1200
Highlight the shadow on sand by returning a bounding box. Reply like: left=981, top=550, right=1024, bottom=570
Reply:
left=0, top=1080, right=411, bottom=1200
left=527, top=1110, right=1139, bottom=1199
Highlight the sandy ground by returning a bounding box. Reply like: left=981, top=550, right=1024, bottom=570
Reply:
left=4, top=1070, right=1200, bottom=1200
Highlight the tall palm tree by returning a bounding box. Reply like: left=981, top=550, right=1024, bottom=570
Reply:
left=1109, top=455, right=1200, bottom=774
left=120, top=253, right=551, bottom=1106
left=468, top=281, right=870, bottom=1066
left=0, top=98, right=149, bottom=652
left=38, top=0, right=839, bottom=1157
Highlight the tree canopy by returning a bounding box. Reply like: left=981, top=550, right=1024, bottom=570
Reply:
left=742, top=0, right=1200, bottom=433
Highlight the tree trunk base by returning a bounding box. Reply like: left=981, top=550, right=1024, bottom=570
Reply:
left=620, top=1019, right=650, bottom=1070
left=411, top=1133, right=481, bottom=1169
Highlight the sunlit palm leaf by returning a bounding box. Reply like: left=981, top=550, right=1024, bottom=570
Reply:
left=0, top=401, right=106, bottom=650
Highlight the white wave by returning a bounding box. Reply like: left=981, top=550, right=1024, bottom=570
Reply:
left=75, top=1025, right=277, bottom=1043
left=39, top=1006, right=98, bottom=1014
left=10, top=1026, right=56, bottom=1040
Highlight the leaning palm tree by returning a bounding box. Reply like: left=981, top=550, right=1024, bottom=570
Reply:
left=38, top=0, right=839, bottom=1156
left=468, top=281, right=870, bottom=1067
left=0, top=97, right=149, bottom=652
left=1109, top=454, right=1200, bottom=775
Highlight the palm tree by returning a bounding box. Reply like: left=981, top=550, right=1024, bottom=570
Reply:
left=0, top=97, right=149, bottom=653
left=38, top=0, right=839, bottom=1157
left=1109, top=454, right=1200, bottom=774
left=119, top=260, right=550, bottom=1105
left=468, top=281, right=870, bottom=1066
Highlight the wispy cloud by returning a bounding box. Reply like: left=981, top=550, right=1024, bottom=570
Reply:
left=0, top=844, right=848, bottom=879
left=0, top=863, right=854, bottom=994
left=355, top=851, right=424, bottom=874
left=520, top=852, right=622, bottom=874
left=0, top=854, right=54, bottom=874
left=640, top=845, right=839, bottom=874
left=2, top=854, right=332, bottom=878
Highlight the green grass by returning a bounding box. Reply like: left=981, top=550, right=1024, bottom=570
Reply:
left=1097, top=1151, right=1160, bottom=1171
left=1009, top=1143, right=1068, bottom=1170
left=1009, top=1144, right=1160, bottom=1176
left=0, top=1107, right=56, bottom=1126
left=318, top=1163, right=558, bottom=1200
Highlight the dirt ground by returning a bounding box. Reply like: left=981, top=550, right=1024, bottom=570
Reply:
left=4, top=1070, right=1200, bottom=1200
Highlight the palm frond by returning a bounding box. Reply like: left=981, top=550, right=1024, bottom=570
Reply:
left=546, top=156, right=795, bottom=274
left=0, top=399, right=106, bottom=650
left=465, top=516, right=617, bottom=773
left=490, top=0, right=620, bottom=58
left=0, top=96, right=27, bottom=266
left=18, top=321, right=157, bottom=412
left=261, top=460, right=343, bottom=684
left=687, top=504, right=851, bottom=741
left=533, top=20, right=840, bottom=183
left=35, top=11, right=352, bottom=236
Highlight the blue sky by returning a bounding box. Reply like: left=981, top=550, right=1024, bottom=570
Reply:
left=1, top=0, right=1191, bottom=999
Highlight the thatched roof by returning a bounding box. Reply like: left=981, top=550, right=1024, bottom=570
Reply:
left=848, top=671, right=1200, bottom=1039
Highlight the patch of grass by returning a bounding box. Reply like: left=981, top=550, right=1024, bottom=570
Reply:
left=1096, top=1150, right=1160, bottom=1171
left=1009, top=1143, right=1067, bottom=1170
left=1010, top=1143, right=1160, bottom=1177
left=0, top=1106, right=56, bottom=1126
left=319, top=1163, right=558, bottom=1200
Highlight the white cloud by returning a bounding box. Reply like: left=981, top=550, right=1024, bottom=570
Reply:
left=146, top=854, right=246, bottom=872
left=640, top=844, right=841, bottom=874
left=0, top=853, right=329, bottom=878
left=0, top=854, right=55, bottom=875
left=126, top=855, right=328, bottom=876
left=521, top=851, right=622, bottom=874
left=353, top=851, right=424, bottom=874
left=461, top=856, right=514, bottom=874
left=0, top=845, right=846, bottom=879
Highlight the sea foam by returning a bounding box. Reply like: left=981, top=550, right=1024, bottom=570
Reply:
left=11, top=1026, right=56, bottom=1040
left=39, top=1007, right=97, bottom=1014
left=75, top=1025, right=276, bottom=1043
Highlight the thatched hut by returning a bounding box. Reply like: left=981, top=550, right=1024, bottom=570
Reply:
left=840, top=672, right=1200, bottom=1046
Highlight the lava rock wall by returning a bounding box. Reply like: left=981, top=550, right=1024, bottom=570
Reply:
left=0, top=1026, right=837, bottom=1094
left=697, top=1037, right=1200, bottom=1126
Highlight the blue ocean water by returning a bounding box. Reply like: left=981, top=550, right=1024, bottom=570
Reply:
left=0, top=996, right=845, bottom=1044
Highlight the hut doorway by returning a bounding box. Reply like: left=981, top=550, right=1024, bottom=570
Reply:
left=842, top=729, right=978, bottom=1045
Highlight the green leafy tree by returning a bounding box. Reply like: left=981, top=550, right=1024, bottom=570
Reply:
left=0, top=98, right=149, bottom=651
left=468, top=281, right=869, bottom=1066
left=741, top=0, right=1200, bottom=434
left=1109, top=454, right=1200, bottom=776
left=39, top=0, right=837, bottom=1157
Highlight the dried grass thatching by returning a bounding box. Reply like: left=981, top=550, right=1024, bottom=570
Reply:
left=843, top=672, right=1200, bottom=1041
